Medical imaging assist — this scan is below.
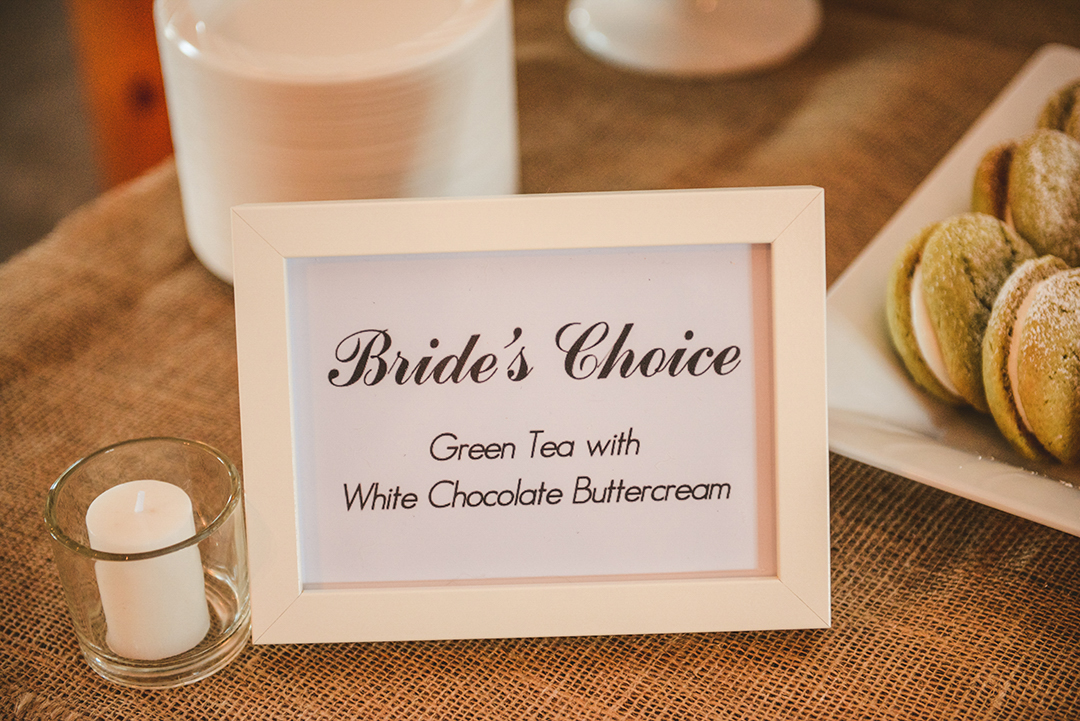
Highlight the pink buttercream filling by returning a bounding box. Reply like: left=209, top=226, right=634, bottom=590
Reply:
left=1006, top=279, right=1043, bottom=436
left=910, top=262, right=960, bottom=396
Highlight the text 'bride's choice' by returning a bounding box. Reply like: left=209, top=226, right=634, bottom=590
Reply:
left=327, top=322, right=742, bottom=388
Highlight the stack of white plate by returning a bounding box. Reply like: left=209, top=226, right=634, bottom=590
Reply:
left=155, top=0, right=520, bottom=282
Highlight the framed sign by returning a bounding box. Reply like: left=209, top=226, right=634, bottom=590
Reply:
left=233, top=187, right=829, bottom=644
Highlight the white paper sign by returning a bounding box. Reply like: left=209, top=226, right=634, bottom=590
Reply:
left=233, top=187, right=830, bottom=643
left=287, top=243, right=770, bottom=586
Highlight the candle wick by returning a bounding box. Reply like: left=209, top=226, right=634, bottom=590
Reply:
left=134, top=490, right=146, bottom=514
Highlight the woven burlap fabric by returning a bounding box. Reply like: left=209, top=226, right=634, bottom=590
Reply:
left=3, top=0, right=1080, bottom=718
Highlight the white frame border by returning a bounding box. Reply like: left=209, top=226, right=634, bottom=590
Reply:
left=233, top=186, right=829, bottom=644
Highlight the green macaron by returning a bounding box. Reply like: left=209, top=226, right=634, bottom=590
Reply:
left=1009, top=129, right=1080, bottom=266
left=887, top=212, right=1036, bottom=412
left=972, top=140, right=1014, bottom=221
left=983, top=256, right=1080, bottom=463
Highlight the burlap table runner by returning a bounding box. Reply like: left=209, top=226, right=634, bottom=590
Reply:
left=2, top=1, right=1079, bottom=717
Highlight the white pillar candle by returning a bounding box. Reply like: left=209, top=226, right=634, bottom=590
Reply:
left=86, top=480, right=211, bottom=660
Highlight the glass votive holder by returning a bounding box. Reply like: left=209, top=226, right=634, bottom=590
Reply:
left=44, top=437, right=250, bottom=688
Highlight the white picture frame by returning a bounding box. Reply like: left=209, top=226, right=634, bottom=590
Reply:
left=233, top=186, right=830, bottom=644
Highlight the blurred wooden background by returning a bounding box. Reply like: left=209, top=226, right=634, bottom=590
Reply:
left=65, top=0, right=172, bottom=187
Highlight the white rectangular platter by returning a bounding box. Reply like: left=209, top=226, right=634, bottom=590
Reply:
left=827, top=44, right=1080, bottom=537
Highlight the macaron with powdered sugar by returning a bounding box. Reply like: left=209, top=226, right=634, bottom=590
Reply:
left=972, top=128, right=1080, bottom=266
left=983, top=256, right=1080, bottom=463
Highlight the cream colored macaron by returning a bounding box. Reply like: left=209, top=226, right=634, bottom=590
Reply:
left=1037, top=78, right=1080, bottom=140
left=887, top=212, right=1036, bottom=412
left=983, top=256, right=1080, bottom=463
